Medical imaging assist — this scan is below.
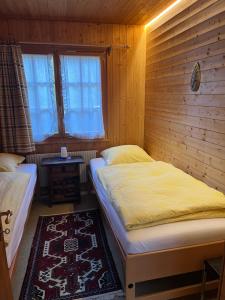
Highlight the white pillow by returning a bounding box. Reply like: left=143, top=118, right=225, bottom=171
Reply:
left=101, top=145, right=154, bottom=165
left=0, top=153, right=25, bottom=172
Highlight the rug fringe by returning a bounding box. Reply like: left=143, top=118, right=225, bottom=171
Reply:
left=75, top=289, right=124, bottom=300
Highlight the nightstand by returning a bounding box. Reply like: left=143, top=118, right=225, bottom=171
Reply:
left=201, top=257, right=223, bottom=300
left=41, top=156, right=84, bottom=206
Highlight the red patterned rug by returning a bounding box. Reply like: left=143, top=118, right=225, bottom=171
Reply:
left=20, top=210, right=123, bottom=300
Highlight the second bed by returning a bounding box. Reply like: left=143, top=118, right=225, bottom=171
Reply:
left=90, top=157, right=225, bottom=299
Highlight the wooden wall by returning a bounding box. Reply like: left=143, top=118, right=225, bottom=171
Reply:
left=0, top=0, right=175, bottom=25
left=144, top=0, right=225, bottom=193
left=0, top=19, right=146, bottom=153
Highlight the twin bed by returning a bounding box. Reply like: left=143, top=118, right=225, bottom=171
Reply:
left=89, top=146, right=225, bottom=300
left=90, top=157, right=225, bottom=255
left=0, top=163, right=37, bottom=275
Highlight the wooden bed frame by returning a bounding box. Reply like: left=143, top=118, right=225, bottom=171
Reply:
left=8, top=190, right=34, bottom=278
left=0, top=211, right=13, bottom=300
left=89, top=170, right=225, bottom=299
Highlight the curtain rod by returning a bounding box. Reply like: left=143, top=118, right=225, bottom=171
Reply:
left=18, top=41, right=130, bottom=49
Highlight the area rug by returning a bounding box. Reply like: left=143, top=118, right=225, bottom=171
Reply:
left=20, top=209, right=123, bottom=300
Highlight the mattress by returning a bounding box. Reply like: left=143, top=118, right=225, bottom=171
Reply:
left=5, top=163, right=37, bottom=267
left=90, top=158, right=225, bottom=254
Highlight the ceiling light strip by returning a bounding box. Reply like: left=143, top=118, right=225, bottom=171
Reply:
left=145, top=0, right=182, bottom=29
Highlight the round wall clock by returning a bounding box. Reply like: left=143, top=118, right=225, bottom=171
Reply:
left=191, top=62, right=201, bottom=92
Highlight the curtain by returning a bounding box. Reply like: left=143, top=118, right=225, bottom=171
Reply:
left=60, top=55, right=105, bottom=139
left=23, top=54, right=58, bottom=142
left=0, top=43, right=35, bottom=153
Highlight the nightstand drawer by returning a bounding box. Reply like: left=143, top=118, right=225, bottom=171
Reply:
left=49, top=165, right=79, bottom=175
left=64, top=165, right=79, bottom=173
left=49, top=166, right=62, bottom=173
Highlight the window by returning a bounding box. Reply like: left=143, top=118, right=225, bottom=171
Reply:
left=61, top=55, right=105, bottom=138
left=23, top=54, right=58, bottom=142
left=22, top=46, right=106, bottom=143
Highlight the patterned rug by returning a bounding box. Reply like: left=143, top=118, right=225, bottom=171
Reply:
left=20, top=209, right=123, bottom=300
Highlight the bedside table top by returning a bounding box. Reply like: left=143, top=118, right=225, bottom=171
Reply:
left=41, top=156, right=84, bottom=166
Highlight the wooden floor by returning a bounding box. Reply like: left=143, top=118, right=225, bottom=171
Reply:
left=11, top=194, right=217, bottom=300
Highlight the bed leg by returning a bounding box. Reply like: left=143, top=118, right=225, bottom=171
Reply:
left=125, top=282, right=135, bottom=300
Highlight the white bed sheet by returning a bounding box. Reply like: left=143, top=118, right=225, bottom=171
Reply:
left=6, top=163, right=37, bottom=267
left=90, top=158, right=225, bottom=254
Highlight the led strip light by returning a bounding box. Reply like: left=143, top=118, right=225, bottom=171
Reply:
left=145, top=0, right=183, bottom=29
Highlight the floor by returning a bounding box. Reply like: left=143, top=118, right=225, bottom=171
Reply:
left=12, top=194, right=98, bottom=299
left=12, top=194, right=217, bottom=300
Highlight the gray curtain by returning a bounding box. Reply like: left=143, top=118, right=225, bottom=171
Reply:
left=0, top=42, right=35, bottom=153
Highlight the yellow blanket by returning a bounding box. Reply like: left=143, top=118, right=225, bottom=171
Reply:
left=97, top=162, right=225, bottom=230
left=0, top=172, right=31, bottom=245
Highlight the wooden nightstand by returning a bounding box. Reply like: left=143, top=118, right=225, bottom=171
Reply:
left=41, top=156, right=84, bottom=206
left=201, top=257, right=223, bottom=300
left=218, top=256, right=225, bottom=300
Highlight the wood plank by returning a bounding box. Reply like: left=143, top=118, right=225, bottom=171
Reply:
left=146, top=66, right=225, bottom=85
left=148, top=0, right=225, bottom=51
left=147, top=24, right=225, bottom=65
left=147, top=38, right=225, bottom=72
left=147, top=128, right=225, bottom=169
left=128, top=241, right=225, bottom=282
left=0, top=0, right=176, bottom=25
left=149, top=0, right=218, bottom=39
left=146, top=134, right=225, bottom=192
left=146, top=103, right=225, bottom=121
left=145, top=0, right=198, bottom=33
left=147, top=80, right=225, bottom=95
left=146, top=53, right=225, bottom=80
left=145, top=0, right=225, bottom=193
left=145, top=118, right=225, bottom=147
left=146, top=93, right=225, bottom=108
left=136, top=281, right=218, bottom=300
left=145, top=123, right=225, bottom=169
left=147, top=109, right=225, bottom=134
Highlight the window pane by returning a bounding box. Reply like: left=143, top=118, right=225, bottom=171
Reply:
left=60, top=55, right=105, bottom=138
left=23, top=54, right=58, bottom=142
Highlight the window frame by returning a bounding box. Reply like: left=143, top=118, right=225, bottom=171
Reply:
left=21, top=44, right=108, bottom=144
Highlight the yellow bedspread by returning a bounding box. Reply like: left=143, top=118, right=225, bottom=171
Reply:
left=0, top=172, right=30, bottom=245
left=97, top=161, right=225, bottom=230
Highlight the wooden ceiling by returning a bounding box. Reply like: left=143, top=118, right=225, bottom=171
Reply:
left=0, top=0, right=175, bottom=25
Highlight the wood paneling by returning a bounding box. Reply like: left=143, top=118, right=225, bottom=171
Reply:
left=0, top=220, right=13, bottom=300
left=0, top=19, right=146, bottom=153
left=144, top=0, right=225, bottom=193
left=0, top=0, right=174, bottom=25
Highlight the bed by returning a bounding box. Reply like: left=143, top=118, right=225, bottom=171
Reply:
left=1, top=163, right=37, bottom=275
left=90, top=157, right=225, bottom=299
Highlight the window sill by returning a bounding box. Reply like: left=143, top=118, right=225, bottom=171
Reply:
left=35, top=136, right=110, bottom=145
